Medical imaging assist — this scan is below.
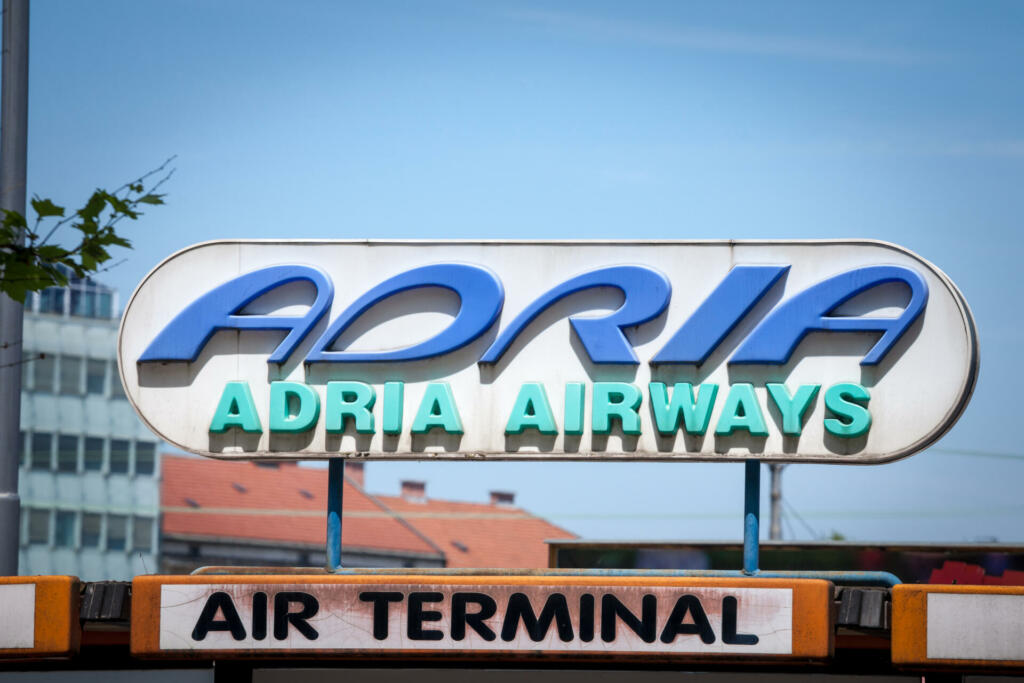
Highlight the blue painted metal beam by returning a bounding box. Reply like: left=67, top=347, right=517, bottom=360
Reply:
left=319, top=567, right=903, bottom=587
left=743, top=460, right=760, bottom=575
left=193, top=564, right=901, bottom=587
left=326, top=459, right=344, bottom=571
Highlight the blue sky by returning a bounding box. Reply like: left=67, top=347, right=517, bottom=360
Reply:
left=20, top=1, right=1024, bottom=542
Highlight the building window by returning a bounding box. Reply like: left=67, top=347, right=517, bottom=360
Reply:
left=18, top=431, right=25, bottom=468
left=59, top=355, right=82, bottom=395
left=86, top=359, right=106, bottom=395
left=110, top=440, right=129, bottom=474
left=28, top=509, right=49, bottom=544
left=110, top=377, right=127, bottom=401
left=107, top=515, right=127, bottom=551
left=38, top=287, right=65, bottom=315
left=57, top=435, right=78, bottom=473
left=70, top=288, right=98, bottom=318
left=135, top=443, right=155, bottom=476
left=84, top=437, right=104, bottom=471
left=98, top=292, right=113, bottom=318
left=33, top=354, right=55, bottom=393
left=30, top=433, right=52, bottom=471
left=55, top=511, right=76, bottom=547
left=81, top=514, right=101, bottom=548
left=132, top=517, right=153, bottom=552
left=37, top=268, right=116, bottom=320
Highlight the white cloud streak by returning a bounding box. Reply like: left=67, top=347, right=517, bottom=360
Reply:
left=939, top=140, right=1024, bottom=158
left=504, top=8, right=937, bottom=66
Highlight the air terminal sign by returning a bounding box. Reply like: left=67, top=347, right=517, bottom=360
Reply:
left=118, top=240, right=977, bottom=463
left=132, top=576, right=832, bottom=661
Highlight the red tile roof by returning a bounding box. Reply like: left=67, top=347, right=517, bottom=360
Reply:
left=377, top=494, right=575, bottom=569
left=160, top=456, right=440, bottom=558
left=160, top=455, right=575, bottom=568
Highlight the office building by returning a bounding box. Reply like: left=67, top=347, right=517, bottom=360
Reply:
left=17, top=270, right=160, bottom=580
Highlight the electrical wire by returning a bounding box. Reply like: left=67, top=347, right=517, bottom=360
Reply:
left=781, top=497, right=818, bottom=539
left=932, top=447, right=1024, bottom=461
left=781, top=509, right=796, bottom=540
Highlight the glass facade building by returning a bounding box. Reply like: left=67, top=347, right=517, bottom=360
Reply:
left=18, top=270, right=159, bottom=580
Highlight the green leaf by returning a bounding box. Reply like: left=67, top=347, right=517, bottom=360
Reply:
left=78, top=192, right=108, bottom=222
left=36, top=245, right=69, bottom=260
left=136, top=193, right=164, bottom=205
left=30, top=196, right=65, bottom=219
left=74, top=216, right=99, bottom=236
left=106, top=194, right=129, bottom=214
left=2, top=281, right=29, bottom=303
left=0, top=161, right=172, bottom=300
left=1, top=209, right=27, bottom=230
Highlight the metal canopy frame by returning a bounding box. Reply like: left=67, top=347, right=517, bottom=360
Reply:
left=322, top=458, right=901, bottom=587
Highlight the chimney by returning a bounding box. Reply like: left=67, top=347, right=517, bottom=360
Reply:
left=401, top=480, right=426, bottom=502
left=345, top=461, right=365, bottom=487
left=490, top=490, right=515, bottom=506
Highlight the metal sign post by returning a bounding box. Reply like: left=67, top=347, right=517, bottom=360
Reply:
left=326, top=459, right=344, bottom=571
left=321, top=458, right=899, bottom=587
left=743, top=461, right=760, bottom=575
left=0, top=0, right=30, bottom=577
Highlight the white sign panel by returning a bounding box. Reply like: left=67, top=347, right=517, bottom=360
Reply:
left=927, top=593, right=1024, bottom=662
left=0, top=584, right=34, bottom=649
left=156, top=582, right=791, bottom=655
left=118, top=240, right=977, bottom=463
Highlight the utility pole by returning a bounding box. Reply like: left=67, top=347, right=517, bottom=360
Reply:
left=0, top=0, right=29, bottom=576
left=768, top=463, right=784, bottom=540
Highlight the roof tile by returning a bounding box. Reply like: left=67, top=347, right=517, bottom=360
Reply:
left=160, top=455, right=575, bottom=568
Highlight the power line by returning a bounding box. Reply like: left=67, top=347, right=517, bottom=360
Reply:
left=931, top=447, right=1024, bottom=461
left=781, top=497, right=819, bottom=539
left=541, top=504, right=1024, bottom=521
left=781, top=507, right=796, bottom=540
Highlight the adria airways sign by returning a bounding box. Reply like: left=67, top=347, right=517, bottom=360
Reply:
left=117, top=240, right=977, bottom=464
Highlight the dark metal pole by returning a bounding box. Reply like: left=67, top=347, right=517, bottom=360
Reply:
left=326, top=459, right=343, bottom=571
left=742, top=460, right=760, bottom=575
left=0, top=0, right=29, bottom=576
left=769, top=463, right=784, bottom=540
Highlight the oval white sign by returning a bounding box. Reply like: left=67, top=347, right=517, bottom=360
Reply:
left=118, top=240, right=978, bottom=464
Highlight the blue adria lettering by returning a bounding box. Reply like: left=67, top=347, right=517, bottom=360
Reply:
left=139, top=264, right=335, bottom=364
left=139, top=262, right=929, bottom=367
left=306, top=264, right=505, bottom=363
left=730, top=265, right=928, bottom=366
left=478, top=265, right=671, bottom=365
